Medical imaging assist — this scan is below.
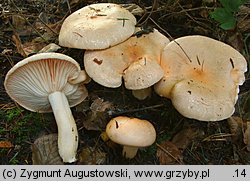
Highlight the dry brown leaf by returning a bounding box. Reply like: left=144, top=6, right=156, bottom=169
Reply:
left=32, top=134, right=63, bottom=165
left=0, top=141, right=14, bottom=148
left=12, top=34, right=27, bottom=57
left=243, top=122, right=250, bottom=151
left=90, top=98, right=112, bottom=112
left=69, top=0, right=80, bottom=5
left=121, top=4, right=144, bottom=16
left=22, top=41, right=46, bottom=55
left=100, top=131, right=109, bottom=142
left=172, top=127, right=204, bottom=150
left=238, top=19, right=250, bottom=33
left=156, top=141, right=182, bottom=165
left=12, top=15, right=26, bottom=29
left=83, top=112, right=107, bottom=131
left=79, top=146, right=106, bottom=165
left=226, top=32, right=244, bottom=52
left=227, top=116, right=245, bottom=142
left=83, top=98, right=112, bottom=131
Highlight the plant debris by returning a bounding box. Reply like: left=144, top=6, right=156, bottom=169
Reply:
left=31, top=134, right=63, bottom=165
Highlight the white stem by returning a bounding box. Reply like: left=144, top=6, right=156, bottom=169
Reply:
left=122, top=146, right=139, bottom=159
left=48, top=91, right=78, bottom=163
left=132, top=87, right=152, bottom=100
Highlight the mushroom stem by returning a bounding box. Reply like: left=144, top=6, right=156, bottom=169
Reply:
left=122, top=146, right=139, bottom=159
left=132, top=87, right=152, bottom=100
left=48, top=91, right=78, bottom=163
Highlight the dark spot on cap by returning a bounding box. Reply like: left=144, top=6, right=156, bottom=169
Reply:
left=115, top=121, right=119, bottom=129
left=93, top=58, right=103, bottom=65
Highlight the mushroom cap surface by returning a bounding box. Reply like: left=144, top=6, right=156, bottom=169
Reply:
left=154, top=35, right=247, bottom=121
left=84, top=28, right=169, bottom=89
left=106, top=116, right=156, bottom=147
left=59, top=3, right=137, bottom=50
left=4, top=52, right=88, bottom=113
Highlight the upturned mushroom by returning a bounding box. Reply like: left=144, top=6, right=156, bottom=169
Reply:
left=106, top=116, right=156, bottom=159
left=154, top=35, right=247, bottom=121
left=84, top=28, right=170, bottom=99
left=4, top=52, right=88, bottom=163
left=59, top=3, right=137, bottom=50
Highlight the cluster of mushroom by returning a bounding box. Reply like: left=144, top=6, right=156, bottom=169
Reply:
left=4, top=2, right=248, bottom=163
left=58, top=3, right=170, bottom=100
left=59, top=3, right=247, bottom=122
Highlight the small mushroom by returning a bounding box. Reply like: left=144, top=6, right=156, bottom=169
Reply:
left=4, top=52, right=88, bottom=163
left=59, top=3, right=137, bottom=50
left=154, top=35, right=247, bottom=121
left=106, top=116, right=156, bottom=159
left=84, top=28, right=170, bottom=99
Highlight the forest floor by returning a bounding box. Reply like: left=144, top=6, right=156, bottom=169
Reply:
left=0, top=0, right=250, bottom=165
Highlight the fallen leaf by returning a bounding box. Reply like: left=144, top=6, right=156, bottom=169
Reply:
left=12, top=15, right=26, bottom=29
left=79, top=146, right=106, bottom=164
left=32, top=134, right=63, bottom=165
left=83, top=98, right=112, bottom=131
left=238, top=5, right=250, bottom=32
left=0, top=141, right=14, bottom=148
left=69, top=0, right=80, bottom=6
left=90, top=98, right=112, bottom=112
left=121, top=4, right=144, bottom=16
left=243, top=122, right=250, bottom=151
left=22, top=41, right=46, bottom=55
left=156, top=141, right=182, bottom=164
left=172, top=127, right=204, bottom=150
left=226, top=31, right=244, bottom=52
left=202, top=0, right=216, bottom=4
left=12, top=34, right=27, bottom=57
left=227, top=116, right=245, bottom=142
left=100, top=131, right=109, bottom=142
left=238, top=19, right=250, bottom=32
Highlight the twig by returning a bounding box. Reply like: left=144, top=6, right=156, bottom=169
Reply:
left=37, top=15, right=58, bottom=36
left=10, top=0, right=49, bottom=43
left=149, top=17, right=192, bottom=63
left=202, top=133, right=232, bottom=142
left=108, top=104, right=164, bottom=116
left=137, top=0, right=158, bottom=26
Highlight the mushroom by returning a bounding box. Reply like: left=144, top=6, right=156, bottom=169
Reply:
left=106, top=116, right=156, bottom=159
left=84, top=28, right=170, bottom=99
left=59, top=3, right=137, bottom=50
left=4, top=52, right=88, bottom=163
left=154, top=35, right=247, bottom=121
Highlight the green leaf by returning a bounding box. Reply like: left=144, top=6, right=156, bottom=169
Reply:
left=210, top=8, right=233, bottom=23
left=210, top=8, right=237, bottom=30
left=219, top=0, right=243, bottom=12
left=220, top=18, right=237, bottom=30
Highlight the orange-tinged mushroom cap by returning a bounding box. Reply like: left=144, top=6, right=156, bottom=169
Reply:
left=154, top=35, right=247, bottom=121
left=84, top=28, right=170, bottom=89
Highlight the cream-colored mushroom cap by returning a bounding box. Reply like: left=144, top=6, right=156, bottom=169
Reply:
left=84, top=28, right=169, bottom=89
left=59, top=3, right=137, bottom=50
left=4, top=52, right=87, bottom=112
left=154, top=35, right=247, bottom=121
left=106, top=116, right=156, bottom=147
